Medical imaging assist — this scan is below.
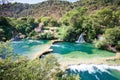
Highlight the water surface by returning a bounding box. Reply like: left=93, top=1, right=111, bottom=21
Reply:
left=51, top=42, right=115, bottom=60
left=67, top=64, right=120, bottom=80
left=12, top=39, right=48, bottom=58
left=12, top=40, right=120, bottom=80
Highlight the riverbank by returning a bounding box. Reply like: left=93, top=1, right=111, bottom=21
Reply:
left=59, top=52, right=120, bottom=68
left=33, top=40, right=120, bottom=68
left=34, top=39, right=63, bottom=59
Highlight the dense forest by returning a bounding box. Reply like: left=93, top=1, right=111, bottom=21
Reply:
left=1, top=0, right=120, bottom=51
left=0, top=0, right=120, bottom=80
left=0, top=0, right=72, bottom=19
left=0, top=0, right=120, bottom=19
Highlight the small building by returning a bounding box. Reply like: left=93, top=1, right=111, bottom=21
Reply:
left=98, top=34, right=105, bottom=41
left=34, top=23, right=44, bottom=32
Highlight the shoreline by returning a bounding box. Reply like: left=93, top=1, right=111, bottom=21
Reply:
left=33, top=39, right=120, bottom=67
left=59, top=53, right=120, bottom=68
left=34, top=39, right=63, bottom=59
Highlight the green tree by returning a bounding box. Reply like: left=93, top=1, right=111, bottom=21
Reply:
left=105, top=27, right=120, bottom=45
left=96, top=8, right=113, bottom=27
left=0, top=16, right=13, bottom=41
left=0, top=42, right=80, bottom=80
left=0, top=41, right=13, bottom=58
left=40, top=17, right=51, bottom=26
left=0, top=54, right=80, bottom=80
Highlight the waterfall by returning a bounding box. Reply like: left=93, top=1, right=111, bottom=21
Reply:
left=11, top=31, right=21, bottom=41
left=11, top=31, right=15, bottom=41
left=75, top=33, right=85, bottom=43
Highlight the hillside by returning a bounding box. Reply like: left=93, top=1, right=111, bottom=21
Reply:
left=0, top=0, right=120, bottom=20
left=0, top=1, right=73, bottom=19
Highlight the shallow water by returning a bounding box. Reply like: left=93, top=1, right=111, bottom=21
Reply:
left=12, top=39, right=48, bottom=58
left=12, top=40, right=120, bottom=80
left=51, top=42, right=120, bottom=80
left=51, top=42, right=115, bottom=59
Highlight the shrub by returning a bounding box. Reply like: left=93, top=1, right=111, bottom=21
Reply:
left=95, top=40, right=107, bottom=49
left=0, top=41, right=14, bottom=58
left=116, top=41, right=120, bottom=51
left=0, top=54, right=80, bottom=80
left=38, top=32, right=54, bottom=40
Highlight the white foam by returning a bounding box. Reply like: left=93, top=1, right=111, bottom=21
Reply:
left=67, top=64, right=120, bottom=74
left=12, top=41, right=24, bottom=44
left=52, top=44, right=66, bottom=48
left=28, top=40, right=44, bottom=43
left=95, top=75, right=100, bottom=80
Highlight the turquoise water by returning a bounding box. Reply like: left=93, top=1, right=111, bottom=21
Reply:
left=51, top=42, right=115, bottom=59
left=67, top=64, right=120, bottom=80
left=12, top=40, right=120, bottom=80
left=50, top=42, right=120, bottom=80
left=12, top=39, right=48, bottom=58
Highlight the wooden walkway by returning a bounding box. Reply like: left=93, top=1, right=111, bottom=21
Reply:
left=34, top=39, right=63, bottom=59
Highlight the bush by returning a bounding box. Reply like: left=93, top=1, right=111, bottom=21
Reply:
left=105, top=27, right=120, bottom=45
left=38, top=32, right=54, bottom=40
left=116, top=41, right=120, bottom=51
left=28, top=30, right=38, bottom=37
left=40, top=17, right=51, bottom=26
left=0, top=16, right=13, bottom=41
left=0, top=41, right=14, bottom=59
left=95, top=40, right=107, bottom=49
left=0, top=54, right=80, bottom=80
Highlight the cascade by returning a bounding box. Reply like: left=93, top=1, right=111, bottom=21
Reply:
left=75, top=33, right=85, bottom=43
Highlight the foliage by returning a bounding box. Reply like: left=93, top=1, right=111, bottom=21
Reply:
left=0, top=16, right=13, bottom=41
left=104, top=27, right=120, bottom=45
left=0, top=54, right=80, bottom=80
left=1, top=0, right=120, bottom=52
left=38, top=32, right=54, bottom=40
left=40, top=17, right=51, bottom=26
left=12, top=17, right=38, bottom=36
left=59, top=7, right=88, bottom=42
left=94, top=27, right=120, bottom=51
left=38, top=17, right=61, bottom=27
left=61, top=9, right=81, bottom=26
left=0, top=1, right=72, bottom=19
left=0, top=0, right=120, bottom=19
left=116, top=41, right=120, bottom=51
left=28, top=30, right=38, bottom=37
left=58, top=25, right=69, bottom=40
left=0, top=41, right=14, bottom=58
left=104, top=27, right=120, bottom=51
left=95, top=39, right=107, bottom=49
left=50, top=18, right=61, bottom=27
left=59, top=5, right=120, bottom=51
left=0, top=42, right=80, bottom=80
